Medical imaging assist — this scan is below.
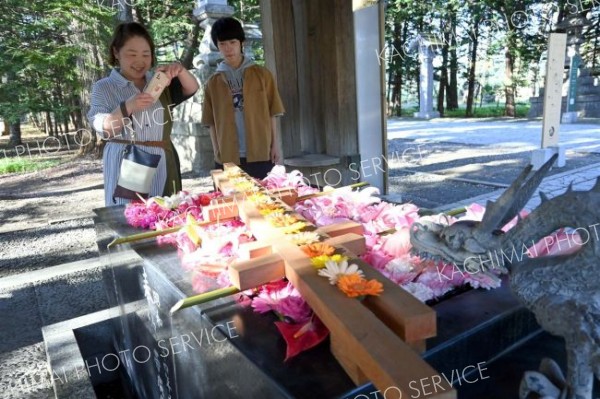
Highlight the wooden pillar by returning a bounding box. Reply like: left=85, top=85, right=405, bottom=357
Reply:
left=260, top=0, right=301, bottom=158
left=261, top=0, right=359, bottom=186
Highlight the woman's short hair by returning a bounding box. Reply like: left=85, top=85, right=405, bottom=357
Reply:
left=108, top=22, right=156, bottom=67
left=211, top=17, right=245, bottom=47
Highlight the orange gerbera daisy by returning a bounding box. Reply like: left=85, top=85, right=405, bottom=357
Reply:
left=337, top=274, right=384, bottom=298
left=300, top=243, right=336, bottom=258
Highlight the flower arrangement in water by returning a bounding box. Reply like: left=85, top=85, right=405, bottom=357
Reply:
left=124, top=191, right=218, bottom=230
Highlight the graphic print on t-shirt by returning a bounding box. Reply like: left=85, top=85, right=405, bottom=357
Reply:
left=232, top=90, right=244, bottom=112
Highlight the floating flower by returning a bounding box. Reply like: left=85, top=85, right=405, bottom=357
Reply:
left=257, top=202, right=286, bottom=215
left=266, top=212, right=299, bottom=227
left=224, top=169, right=244, bottom=178
left=300, top=243, right=335, bottom=258
left=247, top=193, right=272, bottom=204
left=251, top=282, right=310, bottom=323
left=318, top=260, right=364, bottom=285
left=233, top=180, right=256, bottom=192
left=337, top=274, right=383, bottom=298
left=275, top=317, right=329, bottom=361
left=310, top=254, right=348, bottom=269
left=280, top=221, right=308, bottom=234
left=401, top=282, right=435, bottom=303
left=289, top=231, right=321, bottom=246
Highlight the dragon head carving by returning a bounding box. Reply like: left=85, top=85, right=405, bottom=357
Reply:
left=410, top=219, right=499, bottom=270
left=410, top=155, right=558, bottom=272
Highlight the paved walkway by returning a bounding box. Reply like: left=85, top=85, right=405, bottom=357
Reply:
left=388, top=117, right=600, bottom=152
left=386, top=117, right=600, bottom=212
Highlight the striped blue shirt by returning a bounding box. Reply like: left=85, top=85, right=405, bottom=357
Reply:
left=88, top=69, right=169, bottom=206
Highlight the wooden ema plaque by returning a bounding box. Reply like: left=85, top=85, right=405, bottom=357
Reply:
left=208, top=164, right=455, bottom=398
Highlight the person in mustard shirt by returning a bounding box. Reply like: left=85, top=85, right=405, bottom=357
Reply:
left=201, top=17, right=285, bottom=179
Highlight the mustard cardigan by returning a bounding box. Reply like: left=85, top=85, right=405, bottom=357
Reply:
left=201, top=65, right=285, bottom=164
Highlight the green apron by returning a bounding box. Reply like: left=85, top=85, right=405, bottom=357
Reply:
left=159, top=88, right=182, bottom=196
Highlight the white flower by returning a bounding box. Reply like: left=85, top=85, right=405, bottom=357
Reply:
left=318, top=260, right=364, bottom=285
left=384, top=258, right=413, bottom=274
left=289, top=232, right=320, bottom=246
left=401, top=282, right=434, bottom=303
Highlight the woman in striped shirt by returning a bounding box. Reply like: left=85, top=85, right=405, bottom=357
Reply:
left=87, top=22, right=199, bottom=206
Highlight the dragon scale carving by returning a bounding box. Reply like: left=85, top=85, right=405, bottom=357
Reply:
left=410, top=155, right=600, bottom=399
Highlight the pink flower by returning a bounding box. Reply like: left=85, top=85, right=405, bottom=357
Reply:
left=462, top=203, right=486, bottom=221
left=416, top=269, right=456, bottom=298
left=361, top=249, right=394, bottom=271
left=382, top=258, right=418, bottom=285
left=251, top=282, right=311, bottom=323
left=380, top=227, right=412, bottom=257
left=401, top=282, right=435, bottom=302
left=276, top=296, right=312, bottom=323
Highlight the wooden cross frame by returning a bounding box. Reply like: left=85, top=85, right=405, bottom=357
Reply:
left=202, top=164, right=455, bottom=398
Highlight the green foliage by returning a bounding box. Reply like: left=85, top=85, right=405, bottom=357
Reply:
left=443, top=104, right=531, bottom=118
left=0, top=156, right=61, bottom=174
left=384, top=0, right=572, bottom=117
left=131, top=0, right=196, bottom=62
left=232, top=0, right=261, bottom=24
left=0, top=0, right=114, bottom=124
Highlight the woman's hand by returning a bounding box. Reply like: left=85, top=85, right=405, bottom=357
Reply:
left=156, top=61, right=199, bottom=97
left=155, top=62, right=184, bottom=81
left=125, top=92, right=155, bottom=114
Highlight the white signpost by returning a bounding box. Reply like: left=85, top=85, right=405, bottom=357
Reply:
left=354, top=2, right=387, bottom=193
left=532, top=33, right=567, bottom=170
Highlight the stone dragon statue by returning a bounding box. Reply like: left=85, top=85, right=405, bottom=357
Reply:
left=410, top=154, right=600, bottom=399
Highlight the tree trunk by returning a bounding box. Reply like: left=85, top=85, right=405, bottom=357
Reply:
left=71, top=18, right=106, bottom=156
left=8, top=120, right=22, bottom=147
left=591, top=14, right=600, bottom=71
left=180, top=21, right=201, bottom=69
left=2, top=120, right=9, bottom=136
left=46, top=112, right=54, bottom=137
left=447, top=14, right=459, bottom=110
left=466, top=24, right=480, bottom=117
left=389, top=21, right=404, bottom=116
left=504, top=44, right=516, bottom=117
left=53, top=113, right=59, bottom=136
left=438, top=27, right=449, bottom=117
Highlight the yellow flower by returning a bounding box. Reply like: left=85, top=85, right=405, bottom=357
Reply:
left=266, top=212, right=299, bottom=227
left=224, top=168, right=244, bottom=178
left=247, top=193, right=272, bottom=204
left=310, top=254, right=348, bottom=269
left=233, top=181, right=255, bottom=192
left=281, top=221, right=307, bottom=234
left=257, top=202, right=285, bottom=215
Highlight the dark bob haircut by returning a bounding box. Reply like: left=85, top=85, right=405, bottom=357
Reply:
left=211, top=17, right=245, bottom=47
left=108, top=22, right=156, bottom=67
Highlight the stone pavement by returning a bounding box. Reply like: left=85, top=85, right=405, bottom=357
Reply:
left=387, top=117, right=600, bottom=152
left=439, top=161, right=600, bottom=212
left=386, top=117, right=600, bottom=211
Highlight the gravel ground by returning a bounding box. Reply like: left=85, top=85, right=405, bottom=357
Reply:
left=386, top=138, right=600, bottom=208
left=0, top=155, right=214, bottom=278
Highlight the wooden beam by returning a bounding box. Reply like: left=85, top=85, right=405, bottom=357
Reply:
left=211, top=166, right=453, bottom=397
left=324, top=233, right=367, bottom=256
left=278, top=241, right=454, bottom=398
left=317, top=220, right=364, bottom=237
left=228, top=253, right=286, bottom=291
